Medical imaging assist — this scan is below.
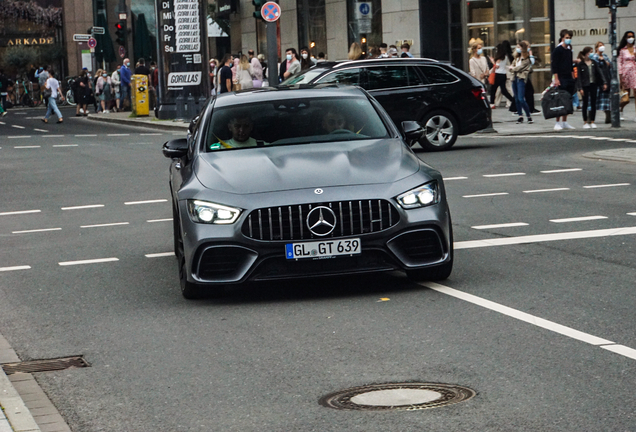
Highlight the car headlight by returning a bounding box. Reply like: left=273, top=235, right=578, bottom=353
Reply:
left=187, top=200, right=242, bottom=224
left=396, top=181, right=439, bottom=209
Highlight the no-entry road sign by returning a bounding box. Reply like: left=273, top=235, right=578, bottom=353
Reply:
left=261, top=2, right=281, bottom=22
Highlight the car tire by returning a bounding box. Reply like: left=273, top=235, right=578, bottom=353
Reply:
left=418, top=110, right=458, bottom=151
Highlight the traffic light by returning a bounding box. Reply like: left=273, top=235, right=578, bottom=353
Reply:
left=596, top=0, right=630, bottom=7
left=253, top=0, right=266, bottom=19
left=115, top=21, right=126, bottom=46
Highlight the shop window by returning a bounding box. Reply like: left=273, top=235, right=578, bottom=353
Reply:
left=346, top=0, right=382, bottom=57
left=297, top=0, right=327, bottom=58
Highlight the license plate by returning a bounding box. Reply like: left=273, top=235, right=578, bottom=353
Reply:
left=285, top=238, right=361, bottom=260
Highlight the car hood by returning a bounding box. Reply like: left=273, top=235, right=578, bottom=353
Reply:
left=195, top=139, right=420, bottom=194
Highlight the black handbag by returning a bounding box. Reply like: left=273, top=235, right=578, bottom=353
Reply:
left=541, top=88, right=573, bottom=119
left=42, top=87, right=52, bottom=99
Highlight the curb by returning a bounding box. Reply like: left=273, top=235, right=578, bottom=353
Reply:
left=86, top=114, right=189, bottom=132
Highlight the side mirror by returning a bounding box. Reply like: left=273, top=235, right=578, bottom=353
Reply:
left=162, top=138, right=188, bottom=159
left=401, top=121, right=424, bottom=146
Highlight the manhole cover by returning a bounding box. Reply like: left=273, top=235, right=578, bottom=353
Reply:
left=319, top=382, right=475, bottom=411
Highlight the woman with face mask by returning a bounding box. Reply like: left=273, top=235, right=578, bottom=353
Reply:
left=468, top=40, right=489, bottom=87
left=591, top=42, right=612, bottom=123
left=509, top=41, right=533, bottom=124
left=299, top=47, right=316, bottom=71
left=618, top=31, right=636, bottom=120
left=551, top=29, right=577, bottom=130
left=96, top=70, right=114, bottom=113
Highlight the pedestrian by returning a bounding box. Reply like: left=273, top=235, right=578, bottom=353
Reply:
left=388, top=45, right=399, bottom=58
left=135, top=58, right=151, bottom=81
left=218, top=53, right=233, bottom=94
left=490, top=43, right=515, bottom=109
left=379, top=43, right=389, bottom=58
left=0, top=68, right=9, bottom=116
left=35, top=65, right=49, bottom=105
left=149, top=61, right=157, bottom=111
left=111, top=66, right=121, bottom=112
left=348, top=42, right=365, bottom=60
left=523, top=41, right=540, bottom=114
left=591, top=42, right=612, bottom=124
left=400, top=43, right=414, bottom=58
left=316, top=52, right=326, bottom=63
left=93, top=69, right=103, bottom=113
left=75, top=69, right=90, bottom=116
left=236, top=54, right=254, bottom=90
left=41, top=70, right=63, bottom=124
left=120, top=58, right=132, bottom=110
left=551, top=29, right=577, bottom=130
left=210, top=59, right=218, bottom=95
left=577, top=46, right=607, bottom=129
left=468, top=40, right=489, bottom=87
left=618, top=30, right=636, bottom=121
left=96, top=70, right=114, bottom=113
left=281, top=48, right=301, bottom=81
left=300, top=47, right=316, bottom=70
left=249, top=50, right=263, bottom=87
left=509, top=41, right=533, bottom=124
left=257, top=54, right=268, bottom=84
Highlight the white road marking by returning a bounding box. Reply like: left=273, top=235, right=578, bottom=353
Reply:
left=462, top=192, right=509, bottom=198
left=124, top=199, right=168, bottom=205
left=53, top=144, right=79, bottom=147
left=0, top=266, right=31, bottom=272
left=75, top=134, right=97, bottom=137
left=540, top=168, right=582, bottom=173
left=147, top=218, right=173, bottom=223
left=145, top=252, right=175, bottom=258
left=483, top=173, right=526, bottom=178
left=607, top=138, right=631, bottom=142
left=523, top=188, right=570, bottom=193
left=8, top=136, right=32, bottom=139
left=454, top=226, right=636, bottom=249
left=33, top=129, right=49, bottom=133
left=12, top=228, right=62, bottom=234
left=11, top=125, right=25, bottom=129
left=443, top=176, right=468, bottom=181
left=128, top=142, right=154, bottom=145
left=61, top=204, right=104, bottom=210
left=0, top=210, right=41, bottom=216
left=140, top=133, right=163, bottom=136
left=550, top=216, right=608, bottom=223
left=628, top=212, right=636, bottom=216
left=472, top=222, right=529, bottom=230
left=80, top=222, right=129, bottom=228
left=13, top=145, right=40, bottom=148
left=0, top=121, right=5, bottom=124
left=583, top=183, right=630, bottom=189
left=108, top=134, right=130, bottom=136
left=422, top=282, right=614, bottom=346
left=421, top=282, right=636, bottom=361
left=59, top=258, right=119, bottom=266
left=40, top=135, right=64, bottom=138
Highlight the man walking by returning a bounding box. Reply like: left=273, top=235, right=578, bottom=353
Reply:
left=120, top=58, right=132, bottom=110
left=218, top=53, right=233, bottom=94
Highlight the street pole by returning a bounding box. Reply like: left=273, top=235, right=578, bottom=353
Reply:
left=610, top=0, right=620, bottom=127
left=266, top=21, right=278, bottom=86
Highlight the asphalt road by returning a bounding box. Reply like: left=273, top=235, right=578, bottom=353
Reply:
left=1, top=107, right=635, bottom=431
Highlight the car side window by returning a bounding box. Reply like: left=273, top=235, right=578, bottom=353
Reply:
left=365, top=66, right=409, bottom=90
left=418, top=66, right=458, bottom=84
left=315, top=68, right=362, bottom=86
left=407, top=66, right=427, bottom=86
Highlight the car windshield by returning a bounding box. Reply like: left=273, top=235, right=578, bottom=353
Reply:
left=280, top=69, right=326, bottom=85
left=205, top=95, right=389, bottom=151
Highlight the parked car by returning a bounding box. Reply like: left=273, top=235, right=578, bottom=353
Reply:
left=163, top=85, right=453, bottom=299
left=281, top=58, right=491, bottom=151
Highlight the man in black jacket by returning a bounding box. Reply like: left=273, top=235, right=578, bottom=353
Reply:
left=551, top=29, right=578, bottom=130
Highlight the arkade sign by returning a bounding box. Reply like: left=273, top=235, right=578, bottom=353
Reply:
left=3, top=37, right=55, bottom=46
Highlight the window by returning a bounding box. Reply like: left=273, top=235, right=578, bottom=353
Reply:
left=407, top=66, right=426, bottom=85
left=316, top=69, right=362, bottom=86
left=366, top=66, right=409, bottom=90
left=418, top=66, right=457, bottom=84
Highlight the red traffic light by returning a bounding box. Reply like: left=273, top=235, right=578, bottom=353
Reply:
left=116, top=23, right=123, bottom=30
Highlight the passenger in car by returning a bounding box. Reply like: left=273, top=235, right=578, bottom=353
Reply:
left=210, top=115, right=264, bottom=149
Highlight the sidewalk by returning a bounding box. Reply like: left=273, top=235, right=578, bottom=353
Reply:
left=86, top=109, right=189, bottom=131
left=487, top=95, right=636, bottom=135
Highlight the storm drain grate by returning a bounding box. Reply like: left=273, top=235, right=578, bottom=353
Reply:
left=319, top=382, right=475, bottom=411
left=1, top=356, right=90, bottom=375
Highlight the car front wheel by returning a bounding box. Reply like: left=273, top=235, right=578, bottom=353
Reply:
left=418, top=111, right=458, bottom=151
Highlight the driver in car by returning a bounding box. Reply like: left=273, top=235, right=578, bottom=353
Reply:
left=321, top=111, right=349, bottom=134
left=210, top=115, right=265, bottom=150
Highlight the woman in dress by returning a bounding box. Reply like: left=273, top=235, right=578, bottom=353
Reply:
left=468, top=40, right=489, bottom=87
left=618, top=31, right=636, bottom=120
left=591, top=41, right=612, bottom=124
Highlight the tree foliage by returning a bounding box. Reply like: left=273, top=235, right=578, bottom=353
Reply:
left=1, top=46, right=37, bottom=74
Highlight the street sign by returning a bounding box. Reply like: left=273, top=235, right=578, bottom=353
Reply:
left=261, top=2, right=281, bottom=22
left=119, top=45, right=126, bottom=58
left=87, top=37, right=97, bottom=49
left=73, top=34, right=91, bottom=42
left=92, top=26, right=105, bottom=35
left=119, top=13, right=127, bottom=20
left=355, top=2, right=372, bottom=33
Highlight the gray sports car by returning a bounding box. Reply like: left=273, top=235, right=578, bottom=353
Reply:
left=162, top=85, right=453, bottom=299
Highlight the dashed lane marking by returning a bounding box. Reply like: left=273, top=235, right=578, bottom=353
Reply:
left=108, top=134, right=130, bottom=136
left=33, top=129, right=48, bottom=133
left=550, top=216, right=608, bottom=223
left=421, top=282, right=636, bottom=361
left=140, top=133, right=163, bottom=136
left=472, top=222, right=528, bottom=230
left=12, top=228, right=62, bottom=234
left=0, top=210, right=41, bottom=216
left=483, top=173, right=526, bottom=178
left=0, top=266, right=31, bottom=272
left=61, top=204, right=104, bottom=210
left=540, top=168, right=582, bottom=173
left=583, top=183, right=630, bottom=189
left=74, top=134, right=97, bottom=137
left=443, top=177, right=468, bottom=181
left=147, top=218, right=173, bottom=223
left=14, top=145, right=40, bottom=148
left=145, top=252, right=175, bottom=258
left=11, top=125, right=25, bottom=129
left=41, top=135, right=64, bottom=138
left=80, top=222, right=129, bottom=228
left=523, top=188, right=570, bottom=193
left=454, top=226, right=636, bottom=249
left=58, top=258, right=119, bottom=266
left=628, top=212, right=636, bottom=216
left=53, top=144, right=78, bottom=147
left=8, top=136, right=31, bottom=139
left=124, top=199, right=168, bottom=205
left=462, top=192, right=509, bottom=198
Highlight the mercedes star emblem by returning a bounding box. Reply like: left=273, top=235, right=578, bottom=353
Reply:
left=314, top=188, right=324, bottom=195
left=306, top=206, right=337, bottom=236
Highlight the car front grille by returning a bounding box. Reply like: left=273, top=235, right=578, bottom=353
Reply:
left=242, top=200, right=400, bottom=241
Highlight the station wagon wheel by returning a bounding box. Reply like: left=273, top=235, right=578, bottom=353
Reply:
left=418, top=111, right=458, bottom=151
